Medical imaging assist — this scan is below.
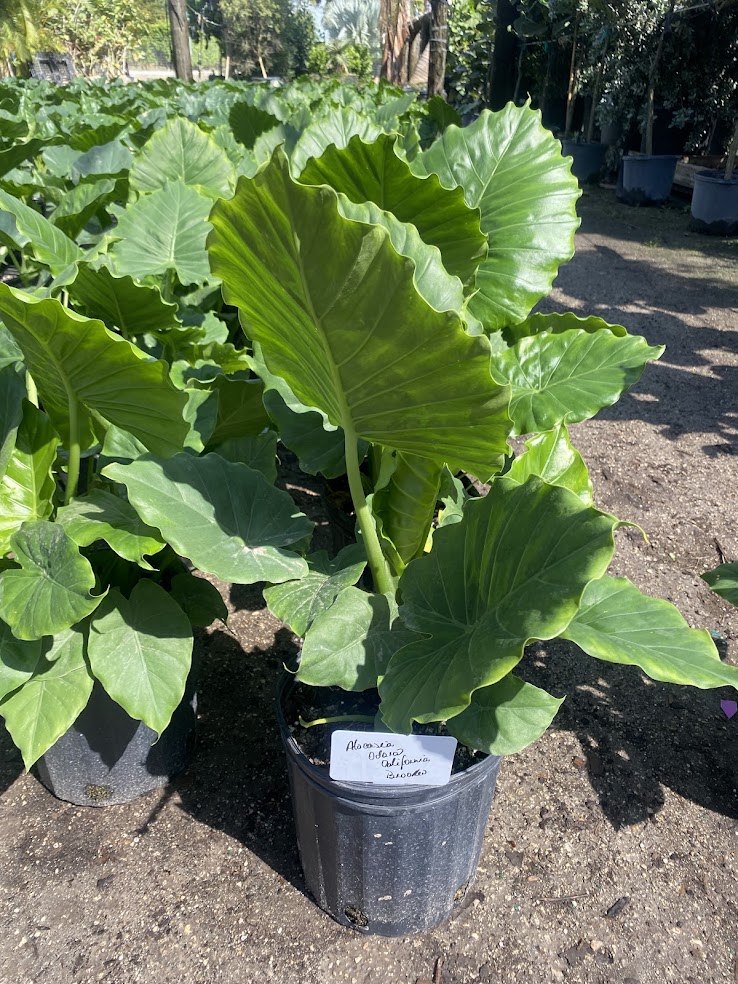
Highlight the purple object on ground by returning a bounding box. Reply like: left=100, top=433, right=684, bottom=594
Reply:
left=720, top=700, right=737, bottom=719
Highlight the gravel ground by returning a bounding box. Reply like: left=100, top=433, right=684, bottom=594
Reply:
left=1, top=188, right=737, bottom=984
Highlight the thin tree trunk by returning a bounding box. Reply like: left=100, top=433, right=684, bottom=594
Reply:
left=427, top=0, right=448, bottom=98
left=643, top=0, right=675, bottom=156
left=258, top=54, right=267, bottom=78
left=168, top=0, right=193, bottom=82
left=725, top=119, right=738, bottom=181
left=564, top=12, right=579, bottom=137
left=512, top=42, right=525, bottom=104
left=586, top=34, right=608, bottom=143
left=489, top=0, right=519, bottom=110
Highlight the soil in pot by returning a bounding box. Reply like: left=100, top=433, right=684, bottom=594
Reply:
left=35, top=673, right=198, bottom=807
left=278, top=679, right=502, bottom=937
left=690, top=169, right=738, bottom=235
left=619, top=154, right=679, bottom=205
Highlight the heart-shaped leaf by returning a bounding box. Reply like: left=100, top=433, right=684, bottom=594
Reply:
left=87, top=581, right=193, bottom=735
left=491, top=315, right=664, bottom=434
left=69, top=265, right=181, bottom=339
left=0, top=619, right=43, bottom=700
left=0, top=284, right=188, bottom=456
left=506, top=425, right=592, bottom=503
left=447, top=674, right=564, bottom=755
left=0, top=188, right=82, bottom=276
left=0, top=521, right=103, bottom=641
left=561, top=576, right=738, bottom=689
left=130, top=118, right=235, bottom=199
left=412, top=104, right=581, bottom=330
left=0, top=625, right=93, bottom=768
left=379, top=477, right=618, bottom=732
left=103, top=452, right=312, bottom=584
left=57, top=490, right=166, bottom=570
left=290, top=107, right=382, bottom=177
left=208, top=151, right=511, bottom=478
left=110, top=181, right=213, bottom=286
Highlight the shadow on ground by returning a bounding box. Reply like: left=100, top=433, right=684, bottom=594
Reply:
left=518, top=639, right=738, bottom=830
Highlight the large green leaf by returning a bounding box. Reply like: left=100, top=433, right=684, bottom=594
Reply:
left=507, top=425, right=592, bottom=504
left=0, top=401, right=57, bottom=554
left=57, top=490, right=166, bottom=570
left=491, top=316, right=664, bottom=435
left=290, top=107, right=382, bottom=177
left=702, top=562, right=738, bottom=607
left=0, top=625, right=93, bottom=769
left=561, top=576, right=738, bottom=689
left=0, top=364, right=26, bottom=481
left=208, top=151, right=511, bottom=478
left=0, top=284, right=188, bottom=456
left=0, top=521, right=103, bottom=641
left=379, top=477, right=618, bottom=732
left=209, top=432, right=278, bottom=483
left=0, top=188, right=81, bottom=276
left=264, top=544, right=366, bottom=637
left=87, top=581, right=192, bottom=735
left=110, top=181, right=213, bottom=286
left=447, top=674, right=564, bottom=755
left=169, top=572, right=227, bottom=627
left=103, top=452, right=311, bottom=584
left=0, top=138, right=44, bottom=179
left=130, top=117, right=235, bottom=200
left=205, top=376, right=271, bottom=445
left=298, top=133, right=487, bottom=285
left=71, top=140, right=132, bottom=179
left=49, top=178, right=116, bottom=239
left=372, top=452, right=443, bottom=569
left=411, top=104, right=581, bottom=330
left=69, top=264, right=181, bottom=338
left=297, top=587, right=413, bottom=691
left=229, top=101, right=281, bottom=149
left=0, top=619, right=43, bottom=700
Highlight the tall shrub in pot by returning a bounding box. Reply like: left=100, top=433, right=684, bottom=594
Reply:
left=208, top=103, right=738, bottom=935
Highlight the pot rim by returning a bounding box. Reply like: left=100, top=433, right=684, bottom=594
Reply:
left=693, top=169, right=738, bottom=187
left=275, top=673, right=502, bottom=805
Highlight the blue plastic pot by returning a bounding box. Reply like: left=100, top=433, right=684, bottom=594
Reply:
left=562, top=140, right=607, bottom=183
left=690, top=169, right=738, bottom=235
left=620, top=155, right=679, bottom=205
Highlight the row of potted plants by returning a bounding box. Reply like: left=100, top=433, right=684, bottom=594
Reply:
left=1, top=78, right=737, bottom=937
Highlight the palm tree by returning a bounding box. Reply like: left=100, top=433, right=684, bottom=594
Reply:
left=322, top=0, right=381, bottom=59
left=0, top=0, right=52, bottom=75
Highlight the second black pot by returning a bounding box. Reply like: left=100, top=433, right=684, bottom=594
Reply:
left=562, top=140, right=607, bottom=183
left=278, top=681, right=502, bottom=937
left=35, top=676, right=197, bottom=807
left=619, top=154, right=679, bottom=205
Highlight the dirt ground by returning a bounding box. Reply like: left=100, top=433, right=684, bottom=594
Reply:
left=1, top=187, right=738, bottom=984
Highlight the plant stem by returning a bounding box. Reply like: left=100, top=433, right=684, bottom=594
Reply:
left=25, top=372, right=38, bottom=407
left=64, top=396, right=81, bottom=505
left=299, top=714, right=376, bottom=729
left=725, top=119, right=738, bottom=182
left=344, top=425, right=394, bottom=597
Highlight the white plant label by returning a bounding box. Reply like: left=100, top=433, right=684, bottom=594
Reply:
left=329, top=730, right=457, bottom=786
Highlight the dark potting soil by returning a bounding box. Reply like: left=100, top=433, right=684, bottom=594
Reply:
left=284, top=681, right=486, bottom=776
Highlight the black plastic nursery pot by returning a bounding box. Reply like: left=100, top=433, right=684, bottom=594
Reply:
left=277, top=679, right=503, bottom=937
left=619, top=154, right=679, bottom=205
left=690, top=169, right=738, bottom=235
left=35, top=676, right=197, bottom=807
left=562, top=140, right=607, bottom=183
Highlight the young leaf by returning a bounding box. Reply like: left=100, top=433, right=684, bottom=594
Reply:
left=0, top=521, right=103, bottom=641
left=290, top=107, right=382, bottom=177
left=0, top=364, right=26, bottom=481
left=103, top=452, right=312, bottom=584
left=170, top=572, right=227, bottom=627
left=264, top=544, right=367, bottom=637
left=506, top=425, right=593, bottom=504
left=411, top=104, right=581, bottom=330
left=69, top=265, right=181, bottom=338
left=446, top=674, right=565, bottom=755
left=130, top=118, right=235, bottom=200
left=0, top=625, right=93, bottom=769
left=702, top=562, right=738, bottom=606
left=491, top=319, right=664, bottom=435
left=57, top=490, right=166, bottom=570
left=208, top=151, right=511, bottom=478
left=297, top=587, right=411, bottom=691
left=0, top=284, right=188, bottom=456
left=109, top=181, right=213, bottom=286
left=0, top=188, right=82, bottom=276
left=298, top=133, right=487, bottom=284
left=561, top=576, right=738, bottom=690
left=0, top=401, right=57, bottom=554
left=87, top=581, right=192, bottom=736
left=379, top=477, right=618, bottom=733
left=371, top=452, right=443, bottom=568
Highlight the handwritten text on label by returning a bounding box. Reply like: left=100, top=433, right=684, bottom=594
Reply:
left=329, top=730, right=457, bottom=786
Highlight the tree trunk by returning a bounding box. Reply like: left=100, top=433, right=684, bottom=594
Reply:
left=585, top=34, right=608, bottom=143
left=427, top=0, right=448, bottom=98
left=725, top=119, right=738, bottom=181
left=564, top=12, right=579, bottom=137
left=168, top=0, right=193, bottom=83
left=643, top=0, right=675, bottom=156
left=512, top=42, right=525, bottom=104
left=489, top=0, right=519, bottom=110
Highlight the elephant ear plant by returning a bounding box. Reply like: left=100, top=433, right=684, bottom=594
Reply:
left=0, top=284, right=313, bottom=773
left=208, top=102, right=738, bottom=758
